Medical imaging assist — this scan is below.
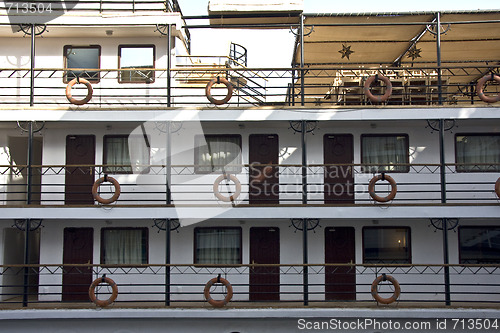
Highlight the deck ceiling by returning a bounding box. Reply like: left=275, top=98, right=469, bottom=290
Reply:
left=295, top=12, right=500, bottom=66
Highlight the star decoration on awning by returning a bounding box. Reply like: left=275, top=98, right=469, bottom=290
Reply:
left=407, top=46, right=422, bottom=61
left=338, top=44, right=354, bottom=60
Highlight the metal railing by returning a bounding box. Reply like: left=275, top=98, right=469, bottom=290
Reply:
left=0, top=65, right=497, bottom=107
left=0, top=0, right=172, bottom=13
left=0, top=163, right=499, bottom=206
left=1, top=263, right=499, bottom=307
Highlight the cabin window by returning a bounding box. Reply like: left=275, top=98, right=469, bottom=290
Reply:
left=101, top=228, right=148, bottom=265
left=194, top=227, right=242, bottom=264
left=194, top=135, right=242, bottom=174
left=103, top=135, right=150, bottom=174
left=363, top=227, right=411, bottom=263
left=118, top=45, right=155, bottom=83
left=455, top=134, right=500, bottom=172
left=63, top=45, right=100, bottom=83
left=361, top=134, right=409, bottom=173
left=459, top=226, right=500, bottom=264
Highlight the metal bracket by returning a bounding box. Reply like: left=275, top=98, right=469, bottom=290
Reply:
left=425, top=119, right=456, bottom=133
left=426, top=22, right=451, bottom=36
left=155, top=24, right=171, bottom=36
left=18, top=24, right=47, bottom=36
left=16, top=121, right=45, bottom=133
left=152, top=218, right=180, bottom=233
left=429, top=218, right=459, bottom=231
left=290, top=218, right=321, bottom=232
left=289, top=121, right=318, bottom=134
left=154, top=121, right=183, bottom=134
left=13, top=219, right=43, bottom=232
left=289, top=25, right=314, bottom=37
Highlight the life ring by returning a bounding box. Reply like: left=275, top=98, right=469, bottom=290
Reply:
left=92, top=176, right=121, bottom=204
left=89, top=276, right=118, bottom=307
left=476, top=74, right=500, bottom=103
left=363, top=74, right=393, bottom=103
left=371, top=274, right=400, bottom=304
left=213, top=174, right=241, bottom=202
left=203, top=277, right=233, bottom=308
left=495, top=178, right=500, bottom=198
left=66, top=78, right=93, bottom=105
left=205, top=77, right=233, bottom=105
left=368, top=174, right=397, bottom=202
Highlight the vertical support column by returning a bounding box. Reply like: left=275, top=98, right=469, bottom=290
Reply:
left=166, top=24, right=172, bottom=107
left=300, top=14, right=305, bottom=106
left=439, top=118, right=451, bottom=305
left=166, top=121, right=172, bottom=204
left=22, top=219, right=31, bottom=307
left=435, top=12, right=443, bottom=105
left=301, top=120, right=308, bottom=305
left=30, top=24, right=35, bottom=107
left=165, top=219, right=172, bottom=306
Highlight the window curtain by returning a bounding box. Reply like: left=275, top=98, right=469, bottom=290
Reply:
left=103, top=229, right=145, bottom=265
left=195, top=228, right=240, bottom=264
left=198, top=136, right=241, bottom=173
left=456, top=135, right=500, bottom=172
left=105, top=137, right=131, bottom=173
left=362, top=136, right=408, bottom=172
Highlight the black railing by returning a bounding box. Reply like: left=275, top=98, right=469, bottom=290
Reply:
left=0, top=163, right=499, bottom=206
left=0, top=66, right=497, bottom=107
left=1, top=263, right=499, bottom=307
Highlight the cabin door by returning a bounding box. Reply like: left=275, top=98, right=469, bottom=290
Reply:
left=62, top=227, right=93, bottom=301
left=325, top=227, right=356, bottom=300
left=249, top=227, right=280, bottom=301
left=249, top=134, right=279, bottom=204
left=323, top=134, right=354, bottom=204
left=65, top=135, right=95, bottom=205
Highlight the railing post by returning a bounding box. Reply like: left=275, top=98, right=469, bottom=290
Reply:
left=436, top=12, right=443, bottom=105
left=301, top=120, right=308, bottom=305
left=300, top=14, right=305, bottom=106
left=165, top=219, right=171, bottom=306
left=438, top=118, right=451, bottom=305
left=22, top=219, right=31, bottom=307
left=166, top=24, right=172, bottom=107
left=29, top=24, right=35, bottom=107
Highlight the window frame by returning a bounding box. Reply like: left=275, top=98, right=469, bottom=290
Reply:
left=118, top=44, right=156, bottom=84
left=454, top=133, right=500, bottom=173
left=360, top=134, right=410, bottom=173
left=193, top=227, right=243, bottom=265
left=103, top=134, right=151, bottom=174
left=362, top=226, right=412, bottom=264
left=100, top=227, right=149, bottom=266
left=458, top=226, right=500, bottom=264
left=63, top=45, right=101, bottom=83
left=194, top=134, right=243, bottom=174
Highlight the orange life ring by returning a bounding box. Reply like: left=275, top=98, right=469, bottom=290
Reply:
left=89, top=276, right=118, bottom=307
left=213, top=174, right=241, bottom=202
left=205, top=77, right=233, bottom=105
left=371, top=274, right=400, bottom=304
left=203, top=277, right=233, bottom=308
left=495, top=178, right=500, bottom=198
left=476, top=74, right=500, bottom=103
left=368, top=174, right=397, bottom=202
left=66, top=78, right=93, bottom=105
left=364, top=74, right=393, bottom=103
left=92, top=176, right=121, bottom=204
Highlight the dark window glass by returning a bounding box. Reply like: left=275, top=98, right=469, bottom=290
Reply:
left=459, top=227, right=500, bottom=264
left=455, top=134, right=500, bottom=172
left=64, top=45, right=100, bottom=82
left=363, top=227, right=411, bottom=263
left=118, top=45, right=155, bottom=83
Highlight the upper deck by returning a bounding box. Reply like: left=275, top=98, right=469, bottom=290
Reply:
left=0, top=8, right=497, bottom=117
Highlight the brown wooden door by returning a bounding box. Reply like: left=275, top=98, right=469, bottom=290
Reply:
left=325, top=227, right=356, bottom=300
left=324, top=134, right=354, bottom=204
left=249, top=134, right=279, bottom=204
left=65, top=135, right=95, bottom=205
left=62, top=227, right=93, bottom=301
left=250, top=227, right=280, bottom=301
